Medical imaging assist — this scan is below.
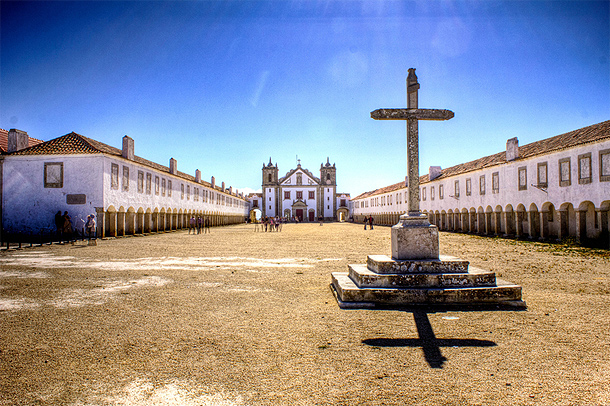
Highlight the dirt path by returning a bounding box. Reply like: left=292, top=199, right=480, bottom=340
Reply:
left=1, top=222, right=608, bottom=405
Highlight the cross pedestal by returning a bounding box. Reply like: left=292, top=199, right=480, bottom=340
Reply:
left=370, top=68, right=453, bottom=260
left=330, top=69, right=525, bottom=310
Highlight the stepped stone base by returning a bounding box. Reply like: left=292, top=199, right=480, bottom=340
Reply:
left=331, top=255, right=525, bottom=309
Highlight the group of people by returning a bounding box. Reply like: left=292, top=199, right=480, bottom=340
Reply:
left=54, top=210, right=97, bottom=242
left=363, top=215, right=374, bottom=230
left=188, top=216, right=211, bottom=234
left=255, top=216, right=283, bottom=232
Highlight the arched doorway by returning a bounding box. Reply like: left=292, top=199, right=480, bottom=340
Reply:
left=249, top=209, right=262, bottom=222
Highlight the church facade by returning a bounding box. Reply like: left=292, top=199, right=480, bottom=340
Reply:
left=352, top=120, right=610, bottom=247
left=261, top=158, right=350, bottom=222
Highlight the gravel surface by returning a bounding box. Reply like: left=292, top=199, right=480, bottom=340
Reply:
left=0, top=222, right=609, bottom=405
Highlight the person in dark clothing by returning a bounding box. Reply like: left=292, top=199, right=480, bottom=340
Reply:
left=368, top=215, right=374, bottom=230
left=363, top=217, right=367, bottom=230
left=55, top=211, right=63, bottom=238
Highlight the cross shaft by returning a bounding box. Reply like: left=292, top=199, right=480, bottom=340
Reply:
left=370, top=68, right=453, bottom=218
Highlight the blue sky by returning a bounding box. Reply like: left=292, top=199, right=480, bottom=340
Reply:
left=1, top=0, right=608, bottom=196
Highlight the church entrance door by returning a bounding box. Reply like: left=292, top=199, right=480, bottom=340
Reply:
left=309, top=211, right=315, bottom=222
left=296, top=209, right=303, bottom=222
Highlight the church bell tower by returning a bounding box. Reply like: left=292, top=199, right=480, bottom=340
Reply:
left=262, top=157, right=279, bottom=217
left=319, top=157, right=337, bottom=220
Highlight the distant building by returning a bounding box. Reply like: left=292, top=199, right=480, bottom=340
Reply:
left=1, top=131, right=249, bottom=238
left=261, top=158, right=350, bottom=222
left=352, top=120, right=610, bottom=247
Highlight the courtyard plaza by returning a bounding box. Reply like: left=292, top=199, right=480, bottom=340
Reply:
left=0, top=222, right=608, bottom=405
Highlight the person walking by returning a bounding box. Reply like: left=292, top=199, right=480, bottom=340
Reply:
left=197, top=216, right=202, bottom=234
left=368, top=215, right=374, bottom=230
left=188, top=216, right=196, bottom=234
left=363, top=217, right=367, bottom=230
left=204, top=217, right=210, bottom=234
left=85, top=215, right=96, bottom=239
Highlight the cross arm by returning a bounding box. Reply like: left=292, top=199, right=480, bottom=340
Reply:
left=371, top=108, right=454, bottom=121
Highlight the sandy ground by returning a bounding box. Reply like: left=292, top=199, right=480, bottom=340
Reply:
left=0, top=222, right=609, bottom=406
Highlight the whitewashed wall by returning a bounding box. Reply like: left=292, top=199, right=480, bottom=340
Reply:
left=102, top=156, right=248, bottom=216
left=2, top=155, right=104, bottom=233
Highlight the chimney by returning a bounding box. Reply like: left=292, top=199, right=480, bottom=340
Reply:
left=195, top=169, right=201, bottom=183
left=169, top=158, right=177, bottom=175
left=8, top=129, right=29, bottom=153
left=211, top=176, right=215, bottom=188
left=122, top=135, right=134, bottom=160
left=429, top=166, right=442, bottom=181
left=506, top=137, right=519, bottom=161
left=229, top=186, right=233, bottom=194
left=221, top=181, right=225, bottom=192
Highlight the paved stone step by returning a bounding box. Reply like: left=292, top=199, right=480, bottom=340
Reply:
left=348, top=264, right=496, bottom=288
left=331, top=272, right=523, bottom=307
left=367, top=254, right=470, bottom=274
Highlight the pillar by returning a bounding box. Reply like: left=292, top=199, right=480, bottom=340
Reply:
left=117, top=211, right=126, bottom=236
left=528, top=210, right=540, bottom=239
left=95, top=207, right=105, bottom=238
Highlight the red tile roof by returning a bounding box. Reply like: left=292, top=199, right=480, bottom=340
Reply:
left=0, top=128, right=43, bottom=153
left=7, top=131, right=243, bottom=197
left=354, top=120, right=610, bottom=199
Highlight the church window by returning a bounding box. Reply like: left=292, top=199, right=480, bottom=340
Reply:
left=253, top=200, right=258, bottom=208
left=111, top=164, right=119, bottom=189
left=122, top=166, right=129, bottom=191
left=284, top=191, right=290, bottom=200
left=194, top=187, right=199, bottom=201
left=297, top=191, right=303, bottom=199
left=327, top=205, right=330, bottom=209
left=268, top=173, right=272, bottom=183
left=269, top=197, right=272, bottom=201
left=559, top=158, right=571, bottom=187
left=431, top=186, right=435, bottom=201
left=146, top=173, right=152, bottom=194
left=161, top=179, right=166, bottom=196
left=168, top=180, right=172, bottom=196
left=44, top=162, right=63, bottom=188
left=492, top=172, right=499, bottom=193
left=537, top=162, right=548, bottom=187
left=518, top=167, right=527, bottom=190
left=155, top=176, right=160, bottom=195
left=479, top=175, right=485, bottom=195
left=422, top=187, right=426, bottom=201
left=454, top=180, right=460, bottom=198
left=326, top=173, right=331, bottom=181
left=578, top=153, right=592, bottom=184
left=439, top=184, right=444, bottom=199
left=465, top=178, right=471, bottom=196
left=186, top=185, right=190, bottom=200
left=309, top=191, right=315, bottom=199
left=137, top=171, right=144, bottom=193
left=341, top=199, right=346, bottom=207
left=600, top=149, right=610, bottom=182
left=297, top=173, right=302, bottom=185
left=181, top=184, right=185, bottom=199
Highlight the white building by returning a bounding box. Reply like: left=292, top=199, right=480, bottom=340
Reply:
left=261, top=158, right=350, bottom=222
left=1, top=131, right=249, bottom=238
left=352, top=120, right=610, bottom=247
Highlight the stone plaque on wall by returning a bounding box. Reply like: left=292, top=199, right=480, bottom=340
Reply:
left=67, top=194, right=86, bottom=205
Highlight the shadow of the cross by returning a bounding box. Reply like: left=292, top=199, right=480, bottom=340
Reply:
left=362, top=310, right=497, bottom=369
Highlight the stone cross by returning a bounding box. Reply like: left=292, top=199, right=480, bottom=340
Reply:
left=371, top=68, right=454, bottom=219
